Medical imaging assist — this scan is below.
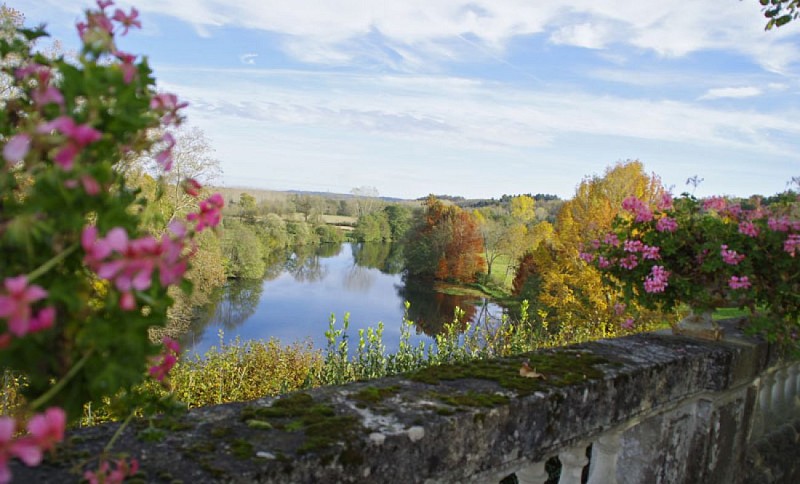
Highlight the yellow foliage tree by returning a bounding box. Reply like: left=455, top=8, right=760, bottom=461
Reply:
left=521, top=160, right=667, bottom=341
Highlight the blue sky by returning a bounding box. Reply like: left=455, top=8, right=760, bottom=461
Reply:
left=17, top=0, right=800, bottom=199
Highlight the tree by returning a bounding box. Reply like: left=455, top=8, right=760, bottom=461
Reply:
left=758, top=0, right=799, bottom=29
left=350, top=186, right=380, bottom=217
left=514, top=161, right=666, bottom=338
left=405, top=196, right=485, bottom=283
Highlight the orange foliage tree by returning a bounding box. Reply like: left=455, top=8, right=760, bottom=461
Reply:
left=405, top=196, right=486, bottom=283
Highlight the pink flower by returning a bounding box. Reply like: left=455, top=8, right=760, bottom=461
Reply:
left=621, top=196, right=653, bottom=222
left=182, top=178, right=203, bottom=197
left=657, top=192, right=673, bottom=210
left=0, top=409, right=65, bottom=483
left=597, top=256, right=612, bottom=269
left=738, top=221, right=759, bottom=238
left=603, top=232, right=620, bottom=247
left=784, top=234, right=800, bottom=257
left=150, top=93, right=188, bottom=126
left=0, top=276, right=50, bottom=337
left=149, top=337, right=180, bottom=382
left=187, top=193, right=225, bottom=232
left=643, top=265, right=669, bottom=293
left=579, top=252, right=594, bottom=263
left=619, top=254, right=639, bottom=270
left=641, top=245, right=661, bottom=260
left=656, top=216, right=678, bottom=233
left=37, top=116, right=102, bottom=170
left=82, top=225, right=191, bottom=311
left=720, top=245, right=745, bottom=265
left=27, top=408, right=65, bottom=452
left=621, top=318, right=635, bottom=330
left=3, top=134, right=31, bottom=164
left=114, top=51, right=137, bottom=83
left=81, top=175, right=101, bottom=196
left=624, top=240, right=644, bottom=253
left=768, top=216, right=791, bottom=232
left=702, top=196, right=727, bottom=212
left=112, top=7, right=141, bottom=35
left=729, top=276, right=751, bottom=290
left=97, top=1, right=114, bottom=11
left=31, top=86, right=64, bottom=107
left=613, top=302, right=626, bottom=316
left=84, top=458, right=139, bottom=484
left=154, top=133, right=175, bottom=171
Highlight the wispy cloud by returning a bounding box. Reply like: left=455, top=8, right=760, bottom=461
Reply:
left=239, top=53, right=258, bottom=65
left=42, top=0, right=800, bottom=73
left=699, top=86, right=763, bottom=100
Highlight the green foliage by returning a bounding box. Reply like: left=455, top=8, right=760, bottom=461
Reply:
left=221, top=219, right=266, bottom=279
left=760, top=0, right=800, bottom=29
left=165, top=333, right=322, bottom=407
left=352, top=210, right=391, bottom=242
left=314, top=224, right=344, bottom=244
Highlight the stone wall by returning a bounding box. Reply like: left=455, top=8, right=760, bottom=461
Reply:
left=14, top=320, right=800, bottom=483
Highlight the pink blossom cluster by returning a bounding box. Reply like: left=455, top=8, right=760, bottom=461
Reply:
left=187, top=193, right=225, bottom=232
left=0, top=276, right=55, bottom=347
left=603, top=232, right=620, bottom=247
left=37, top=116, right=103, bottom=170
left=82, top=223, right=189, bottom=310
left=702, top=197, right=727, bottom=212
left=15, top=63, right=63, bottom=108
left=148, top=336, right=180, bottom=382
left=621, top=317, right=635, bottom=330
left=729, top=276, right=751, bottom=290
left=738, top=221, right=759, bottom=238
left=768, top=216, right=800, bottom=232
left=77, top=1, right=140, bottom=41
left=656, top=216, right=678, bottom=233
left=622, top=239, right=660, bottom=260
left=621, top=196, right=653, bottom=222
left=657, top=192, right=674, bottom=210
left=579, top=252, right=594, bottom=263
left=619, top=254, right=639, bottom=270
left=785, top=234, right=800, bottom=257
left=720, top=245, right=745, bottom=265
left=0, top=408, right=66, bottom=483
left=643, top=265, right=669, bottom=293
left=84, top=457, right=139, bottom=484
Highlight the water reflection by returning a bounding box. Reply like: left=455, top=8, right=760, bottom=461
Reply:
left=185, top=242, right=506, bottom=356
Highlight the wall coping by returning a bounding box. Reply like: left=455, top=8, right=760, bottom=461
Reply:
left=14, top=319, right=787, bottom=483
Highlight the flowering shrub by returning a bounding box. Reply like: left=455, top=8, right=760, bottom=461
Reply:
left=1, top=1, right=222, bottom=480
left=581, top=192, right=800, bottom=347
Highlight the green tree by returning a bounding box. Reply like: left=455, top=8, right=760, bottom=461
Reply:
left=758, top=0, right=799, bottom=29
left=222, top=219, right=266, bottom=279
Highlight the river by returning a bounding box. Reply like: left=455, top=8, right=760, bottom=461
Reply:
left=181, top=242, right=506, bottom=356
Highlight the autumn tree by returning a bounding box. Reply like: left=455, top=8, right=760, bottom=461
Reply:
left=515, top=160, right=666, bottom=339
left=405, top=196, right=485, bottom=283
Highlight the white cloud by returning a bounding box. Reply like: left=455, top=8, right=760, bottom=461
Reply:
left=156, top=68, right=799, bottom=159
left=239, top=53, right=258, bottom=65
left=41, top=0, right=800, bottom=73
left=549, top=22, right=618, bottom=49
left=699, top=86, right=763, bottom=100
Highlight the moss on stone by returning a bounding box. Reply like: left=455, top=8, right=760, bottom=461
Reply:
left=351, top=385, right=400, bottom=407
left=209, top=426, right=231, bottom=438
left=230, top=438, right=254, bottom=459
left=407, top=350, right=607, bottom=396
left=338, top=445, right=364, bottom=468
left=431, top=390, right=509, bottom=409
left=240, top=391, right=363, bottom=458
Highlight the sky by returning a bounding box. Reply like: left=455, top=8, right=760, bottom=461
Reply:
left=16, top=0, right=800, bottom=200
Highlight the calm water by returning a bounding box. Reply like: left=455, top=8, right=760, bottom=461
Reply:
left=181, top=243, right=506, bottom=356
